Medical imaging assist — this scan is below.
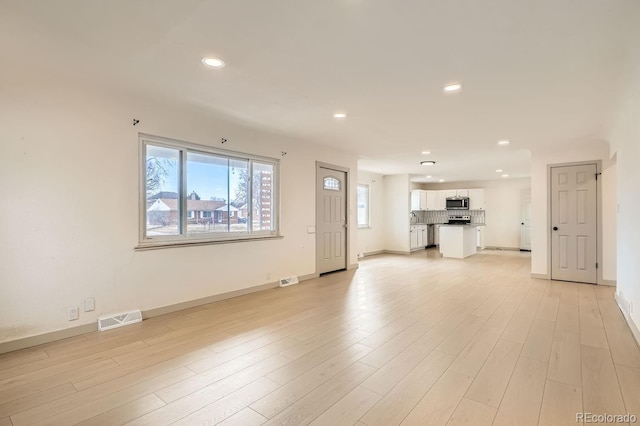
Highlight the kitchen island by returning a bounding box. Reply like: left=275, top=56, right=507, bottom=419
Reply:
left=439, top=224, right=484, bottom=259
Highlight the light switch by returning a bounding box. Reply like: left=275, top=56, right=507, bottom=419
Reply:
left=85, top=298, right=95, bottom=312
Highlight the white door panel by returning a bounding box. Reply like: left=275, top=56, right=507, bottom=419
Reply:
left=317, top=166, right=347, bottom=274
left=520, top=190, right=532, bottom=251
left=550, top=164, right=597, bottom=284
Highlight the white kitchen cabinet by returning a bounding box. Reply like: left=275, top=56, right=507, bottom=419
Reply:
left=442, top=190, right=457, bottom=198
left=456, top=189, right=469, bottom=197
left=469, top=188, right=485, bottom=210
left=426, top=190, right=442, bottom=210
left=410, top=190, right=428, bottom=210
left=434, top=224, right=441, bottom=245
left=477, top=226, right=486, bottom=249
left=410, top=226, right=418, bottom=248
left=410, top=225, right=428, bottom=250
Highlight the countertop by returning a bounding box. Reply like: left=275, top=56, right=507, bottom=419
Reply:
left=414, top=223, right=485, bottom=226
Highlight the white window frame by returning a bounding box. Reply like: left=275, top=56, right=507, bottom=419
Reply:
left=357, top=184, right=370, bottom=228
left=138, top=134, right=280, bottom=248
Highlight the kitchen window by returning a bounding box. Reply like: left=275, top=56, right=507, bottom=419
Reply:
left=139, top=134, right=279, bottom=248
left=357, top=184, right=370, bottom=228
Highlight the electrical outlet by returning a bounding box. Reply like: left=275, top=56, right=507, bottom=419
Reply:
left=84, top=298, right=95, bottom=312
left=68, top=307, right=79, bottom=321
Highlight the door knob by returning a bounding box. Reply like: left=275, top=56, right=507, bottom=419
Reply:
left=552, top=226, right=558, bottom=231
left=521, top=222, right=524, bottom=225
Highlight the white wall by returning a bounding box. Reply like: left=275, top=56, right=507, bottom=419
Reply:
left=602, top=161, right=617, bottom=282
left=608, top=15, right=640, bottom=338
left=357, top=170, right=385, bottom=256
left=0, top=75, right=359, bottom=344
left=383, top=174, right=410, bottom=253
left=422, top=178, right=531, bottom=249
left=529, top=142, right=615, bottom=280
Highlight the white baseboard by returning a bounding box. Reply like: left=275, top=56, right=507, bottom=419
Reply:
left=600, top=279, right=617, bottom=287
left=0, top=323, right=97, bottom=355
left=483, top=246, right=522, bottom=251
left=531, top=273, right=550, bottom=280
left=143, top=281, right=279, bottom=319
left=616, top=292, right=640, bottom=348
left=0, top=280, right=283, bottom=355
left=383, top=250, right=412, bottom=255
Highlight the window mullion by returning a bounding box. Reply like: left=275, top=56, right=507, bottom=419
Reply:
left=248, top=160, right=253, bottom=234
left=226, top=158, right=231, bottom=233
left=180, top=149, right=188, bottom=236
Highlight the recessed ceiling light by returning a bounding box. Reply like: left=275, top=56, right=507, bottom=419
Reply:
left=443, top=83, right=462, bottom=93
left=498, top=139, right=510, bottom=145
left=333, top=113, right=347, bottom=119
left=439, top=179, right=445, bottom=182
left=421, top=150, right=431, bottom=155
left=420, top=161, right=436, bottom=166
left=496, top=169, right=503, bottom=173
left=426, top=175, right=432, bottom=178
left=202, top=57, right=225, bottom=68
left=502, top=174, right=509, bottom=178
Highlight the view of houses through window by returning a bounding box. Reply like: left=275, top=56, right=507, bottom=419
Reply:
left=143, top=138, right=277, bottom=243
left=357, top=184, right=369, bottom=227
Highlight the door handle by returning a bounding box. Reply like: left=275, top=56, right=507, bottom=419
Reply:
left=552, top=226, right=558, bottom=231
left=521, top=223, right=524, bottom=225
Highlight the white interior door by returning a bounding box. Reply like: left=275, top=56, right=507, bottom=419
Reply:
left=520, top=190, right=532, bottom=251
left=317, top=166, right=347, bottom=274
left=550, top=164, right=597, bottom=283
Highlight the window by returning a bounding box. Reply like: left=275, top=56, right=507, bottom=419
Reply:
left=323, top=177, right=341, bottom=191
left=140, top=135, right=279, bottom=247
left=357, top=184, right=369, bottom=227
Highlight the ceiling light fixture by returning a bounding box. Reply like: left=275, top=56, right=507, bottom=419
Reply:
left=426, top=175, right=432, bottom=178
left=439, top=179, right=445, bottom=182
left=420, top=161, right=436, bottom=166
left=333, top=113, right=347, bottom=119
left=498, top=139, right=510, bottom=145
left=202, top=57, right=225, bottom=68
left=421, top=150, right=431, bottom=155
left=496, top=169, right=503, bottom=173
left=502, top=174, right=509, bottom=178
left=443, top=83, right=462, bottom=93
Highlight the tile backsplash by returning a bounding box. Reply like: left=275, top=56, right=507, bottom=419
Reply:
left=412, top=209, right=486, bottom=225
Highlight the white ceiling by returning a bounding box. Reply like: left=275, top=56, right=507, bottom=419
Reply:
left=1, top=0, right=637, bottom=182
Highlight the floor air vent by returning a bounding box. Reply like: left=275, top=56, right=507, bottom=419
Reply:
left=98, top=309, right=142, bottom=331
left=279, top=276, right=299, bottom=287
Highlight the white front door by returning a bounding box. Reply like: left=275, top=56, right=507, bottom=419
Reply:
left=317, top=165, right=347, bottom=274
left=550, top=164, right=598, bottom=284
left=520, top=190, right=532, bottom=251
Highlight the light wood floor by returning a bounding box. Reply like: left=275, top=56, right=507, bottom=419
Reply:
left=1, top=249, right=640, bottom=426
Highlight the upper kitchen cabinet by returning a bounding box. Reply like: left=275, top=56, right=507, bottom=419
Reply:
left=469, top=189, right=485, bottom=210
left=443, top=189, right=469, bottom=197
left=412, top=190, right=445, bottom=210
left=410, top=190, right=427, bottom=210
left=426, top=190, right=443, bottom=210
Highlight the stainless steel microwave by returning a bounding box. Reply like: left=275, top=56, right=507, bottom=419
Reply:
left=445, top=197, right=469, bottom=210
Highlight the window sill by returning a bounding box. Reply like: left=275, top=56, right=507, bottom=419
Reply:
left=135, top=234, right=284, bottom=251
left=357, top=226, right=372, bottom=230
